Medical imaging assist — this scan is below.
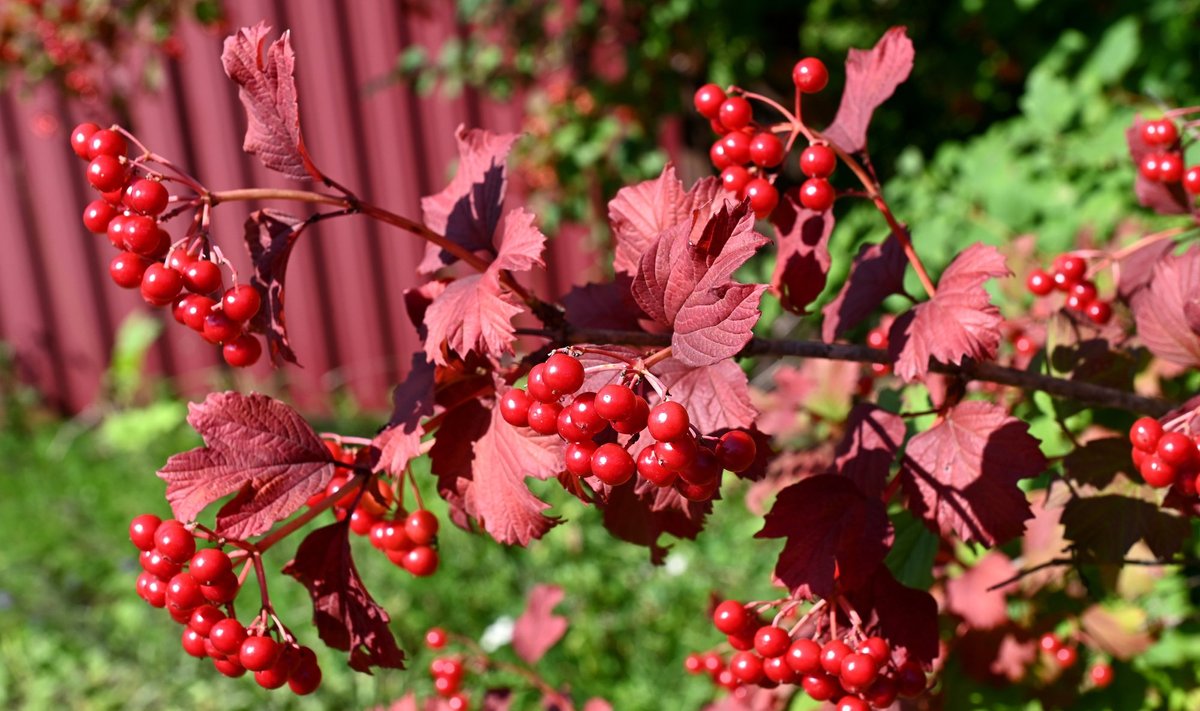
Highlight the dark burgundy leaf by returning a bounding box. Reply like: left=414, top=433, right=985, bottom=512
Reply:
left=429, top=400, right=494, bottom=531
left=1117, top=237, right=1175, bottom=302
left=1062, top=437, right=1133, bottom=488
left=1062, top=494, right=1189, bottom=562
left=607, top=163, right=721, bottom=276
left=821, top=235, right=908, bottom=342
left=1125, top=118, right=1191, bottom=215
left=404, top=280, right=448, bottom=341
left=373, top=354, right=436, bottom=475
left=221, top=23, right=322, bottom=181
left=512, top=584, right=569, bottom=664
left=822, top=27, right=915, bottom=154
left=244, top=209, right=308, bottom=366
left=899, top=401, right=1045, bottom=546
left=769, top=190, right=833, bottom=314
left=632, top=202, right=769, bottom=367
left=833, top=403, right=906, bottom=498
left=1131, top=245, right=1200, bottom=367
left=157, top=392, right=335, bottom=538
left=561, top=276, right=645, bottom=331
left=889, top=243, right=1010, bottom=381
left=846, top=565, right=939, bottom=666
left=419, top=126, right=519, bottom=274
left=945, top=551, right=1018, bottom=629
left=757, top=474, right=893, bottom=598
left=956, top=626, right=1036, bottom=683
left=600, top=476, right=713, bottom=564
left=282, top=522, right=405, bottom=672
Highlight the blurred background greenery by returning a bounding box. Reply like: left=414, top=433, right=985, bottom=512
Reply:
left=5, top=0, right=1200, bottom=708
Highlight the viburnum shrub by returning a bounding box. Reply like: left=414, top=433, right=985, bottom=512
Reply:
left=82, top=21, right=1200, bottom=708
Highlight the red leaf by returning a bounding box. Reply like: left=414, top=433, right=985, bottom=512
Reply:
left=654, top=356, right=758, bottom=434
left=821, top=235, right=907, bottom=342
left=1131, top=245, right=1200, bottom=367
left=599, top=476, right=713, bottom=564
left=244, top=209, right=307, bottom=366
left=889, top=243, right=1011, bottom=381
left=607, top=163, right=721, bottom=277
left=899, top=401, right=1045, bottom=546
left=1062, top=494, right=1189, bottom=562
left=221, top=23, right=321, bottom=181
left=1062, top=437, right=1133, bottom=488
left=945, top=551, right=1018, bottom=629
left=769, top=190, right=833, bottom=314
left=1125, top=118, right=1191, bottom=215
left=424, top=208, right=546, bottom=365
left=373, top=354, right=436, bottom=475
left=833, top=403, right=906, bottom=498
left=1117, top=237, right=1175, bottom=302
left=756, top=474, right=893, bottom=598
left=822, top=27, right=915, bottom=155
left=845, top=565, right=939, bottom=666
left=512, top=584, right=569, bottom=664
left=561, top=276, right=645, bottom=331
left=282, top=522, right=405, bottom=672
left=632, top=202, right=768, bottom=367
left=157, top=392, right=335, bottom=538
left=419, top=126, right=520, bottom=274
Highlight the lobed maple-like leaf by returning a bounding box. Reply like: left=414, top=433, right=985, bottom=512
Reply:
left=1125, top=118, right=1191, bottom=215
left=561, top=276, right=646, bottom=331
left=945, top=551, right=1018, bottom=629
left=419, top=126, right=520, bottom=274
left=845, top=565, right=939, bottom=666
left=372, top=354, right=436, bottom=476
left=282, top=522, right=405, bottom=672
left=821, top=235, right=907, bottom=342
left=769, top=190, right=833, bottom=314
left=157, top=392, right=335, bottom=539
left=1130, top=245, right=1200, bottom=367
left=1117, top=237, right=1175, bottom=302
left=899, top=401, right=1045, bottom=547
left=221, top=23, right=322, bottom=181
left=889, top=243, right=1011, bottom=381
left=1061, top=437, right=1133, bottom=488
left=1062, top=494, right=1189, bottom=562
left=511, top=584, right=569, bottom=665
left=1080, top=604, right=1155, bottom=661
left=244, top=209, right=308, bottom=366
left=423, top=208, right=546, bottom=365
left=822, top=27, right=915, bottom=155
left=832, top=403, right=906, bottom=498
left=632, top=202, right=769, bottom=367
left=599, top=476, right=713, bottom=564
left=607, top=163, right=721, bottom=277
left=757, top=474, right=893, bottom=599
left=654, top=356, right=758, bottom=434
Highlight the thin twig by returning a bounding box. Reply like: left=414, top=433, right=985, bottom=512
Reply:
left=987, top=556, right=1195, bottom=591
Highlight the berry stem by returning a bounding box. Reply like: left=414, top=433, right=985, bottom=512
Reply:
left=1090, top=225, right=1192, bottom=275
left=641, top=345, right=673, bottom=370
left=253, top=472, right=369, bottom=553
left=732, top=88, right=800, bottom=126
left=788, top=597, right=827, bottom=637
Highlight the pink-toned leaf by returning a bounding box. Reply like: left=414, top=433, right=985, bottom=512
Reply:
left=899, top=401, right=1045, bottom=546
left=582, top=700, right=614, bottom=711
left=1117, top=237, right=1175, bottom=302
left=1062, top=494, right=1189, bottom=562
left=282, top=522, right=405, bottom=672
left=607, top=163, right=722, bottom=276
left=424, top=208, right=546, bottom=365
left=632, top=202, right=769, bottom=367
left=157, top=392, right=335, bottom=538
left=1020, top=491, right=1069, bottom=591
left=1131, top=245, right=1200, bottom=367
left=221, top=23, right=321, bottom=181
left=757, top=474, right=892, bottom=598
left=1126, top=118, right=1191, bottom=215
left=945, top=551, right=1018, bottom=629
left=823, top=27, right=915, bottom=154
left=846, top=565, right=939, bottom=666
left=702, top=687, right=788, bottom=711
left=769, top=190, right=833, bottom=314
left=373, top=354, right=436, bottom=475
left=405, top=280, right=449, bottom=341
left=833, top=403, right=906, bottom=498
left=654, top=356, right=758, bottom=433
left=992, top=633, right=1037, bottom=681
left=753, top=360, right=860, bottom=440
left=889, top=243, right=1011, bottom=381
left=429, top=400, right=494, bottom=531
left=244, top=209, right=307, bottom=366
left=512, top=584, right=569, bottom=664
left=420, top=126, right=519, bottom=274
left=1080, top=605, right=1154, bottom=660
left=822, top=235, right=908, bottom=342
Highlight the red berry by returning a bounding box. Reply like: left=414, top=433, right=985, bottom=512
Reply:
left=1157, top=431, right=1194, bottom=467
left=1054, top=645, right=1078, bottom=668
left=595, top=384, right=637, bottom=422
left=1090, top=662, right=1114, bottom=688
left=1139, top=154, right=1163, bottom=181
left=403, top=545, right=439, bottom=576
left=213, top=656, right=247, bottom=678
left=730, top=651, right=764, bottom=683
left=637, top=444, right=676, bottom=486
left=189, top=548, right=233, bottom=585
left=200, top=571, right=240, bottom=604
left=129, top=513, right=162, bottom=551
left=140, top=264, right=183, bottom=305
left=543, top=353, right=584, bottom=396
left=183, top=260, right=222, bottom=294
left=799, top=144, right=836, bottom=178
left=799, top=178, right=835, bottom=211
left=744, top=178, right=779, bottom=218
left=1026, top=268, right=1054, bottom=296
left=222, top=284, right=262, bottom=322
left=564, top=441, right=598, bottom=477
left=188, top=605, right=225, bottom=636
left=154, top=520, right=196, bottom=563
left=70, top=122, right=99, bottom=158
left=380, top=522, right=413, bottom=552
left=127, top=178, right=169, bottom=215
left=526, top=401, right=562, bottom=435
left=203, top=311, right=242, bottom=344
left=1085, top=300, right=1112, bottom=325
left=209, top=618, right=248, bottom=656
left=684, top=653, right=704, bottom=674
left=694, top=83, right=726, bottom=119
left=716, top=430, right=757, bottom=472
left=167, top=249, right=193, bottom=273
left=83, top=198, right=117, bottom=234
left=612, top=395, right=649, bottom=434
left=500, top=388, right=532, bottom=427
left=1130, top=417, right=1163, bottom=452
left=223, top=334, right=262, bottom=368
left=349, top=508, right=378, bottom=536
left=856, top=637, right=890, bottom=666
left=556, top=409, right=590, bottom=443
left=749, top=132, right=785, bottom=167
left=122, top=215, right=159, bottom=255
left=254, top=648, right=297, bottom=690
left=655, top=437, right=697, bottom=471
left=839, top=653, right=878, bottom=690
left=712, top=600, right=751, bottom=635
left=721, top=165, right=751, bottom=195
left=864, top=676, right=898, bottom=708
left=895, top=661, right=927, bottom=697
left=792, top=58, right=829, bottom=93
left=679, top=446, right=722, bottom=486
left=405, top=509, right=439, bottom=545
left=166, top=571, right=205, bottom=611
left=754, top=625, right=791, bottom=659
left=1054, top=254, right=1086, bottom=284
left=180, top=294, right=215, bottom=331
left=1184, top=166, right=1200, bottom=194
left=1141, top=454, right=1176, bottom=488
left=718, top=96, right=752, bottom=131
left=591, top=443, right=635, bottom=486
left=137, top=572, right=167, bottom=607
left=87, top=154, right=128, bottom=192
left=647, top=401, right=690, bottom=441
left=288, top=647, right=322, bottom=695
left=1159, top=153, right=1184, bottom=182
left=567, top=391, right=605, bottom=434
left=182, top=627, right=208, bottom=658
left=240, top=635, right=281, bottom=672
left=1142, top=118, right=1179, bottom=145
left=834, top=696, right=869, bottom=711
left=425, top=627, right=448, bottom=649
left=720, top=131, right=752, bottom=165
left=820, top=639, right=852, bottom=675
left=86, top=128, right=127, bottom=159
left=786, top=638, right=822, bottom=675
left=526, top=363, right=556, bottom=403
left=728, top=627, right=756, bottom=651
left=140, top=549, right=182, bottom=580
left=801, top=673, right=839, bottom=701
left=676, top=475, right=719, bottom=502
left=763, top=654, right=794, bottom=683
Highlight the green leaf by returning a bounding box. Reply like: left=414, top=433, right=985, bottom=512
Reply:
left=885, top=508, right=938, bottom=589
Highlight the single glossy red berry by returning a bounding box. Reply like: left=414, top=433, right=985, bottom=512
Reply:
left=793, top=57, right=829, bottom=93
left=179, top=294, right=215, bottom=331
left=154, top=520, right=196, bottom=563
left=166, top=571, right=205, bottom=611
left=70, top=122, right=99, bottom=159
left=140, top=549, right=182, bottom=580
left=137, top=571, right=167, bottom=607
left=802, top=672, right=839, bottom=701
left=636, top=444, right=676, bottom=486
left=856, top=637, right=890, bottom=666
left=222, top=284, right=261, bottom=323
left=500, top=388, right=532, bottom=427
left=728, top=627, right=755, bottom=651
left=223, top=334, right=262, bottom=368
left=595, top=384, right=638, bottom=422
left=694, top=83, right=727, bottom=119
left=543, top=353, right=585, bottom=396
left=835, top=696, right=869, bottom=711
left=679, top=446, right=722, bottom=486
left=425, top=627, right=448, bottom=649
left=1184, top=166, right=1200, bottom=194
left=556, top=409, right=590, bottom=443
left=209, top=618, right=248, bottom=656
left=83, top=198, right=117, bottom=234
left=240, top=635, right=281, bottom=672
left=254, top=649, right=296, bottom=689
left=799, top=178, right=835, bottom=211
left=721, top=165, right=751, bottom=195
left=1054, top=645, right=1078, bottom=668
left=129, top=513, right=162, bottom=550
left=713, top=600, right=751, bottom=635
left=182, top=626, right=208, bottom=658
left=799, top=144, right=836, bottom=178
left=839, top=653, right=878, bottom=690
left=1090, top=662, right=1114, bottom=688
left=1139, top=153, right=1163, bottom=181
left=716, top=430, right=757, bottom=472
left=718, top=96, right=752, bottom=131
left=188, top=548, right=232, bottom=585
left=202, top=310, right=242, bottom=344
left=710, top=139, right=734, bottom=170
left=1159, top=153, right=1184, bottom=182
left=763, top=654, right=794, bottom=683
left=167, top=249, right=193, bottom=273
left=349, top=508, right=378, bottom=536
left=105, top=212, right=130, bottom=249
left=647, top=401, right=690, bottom=441
left=182, top=260, right=222, bottom=294
left=786, top=638, right=822, bottom=674
left=1054, top=254, right=1087, bottom=283
left=1085, top=300, right=1112, bottom=325
left=87, top=154, right=128, bottom=192
left=403, top=545, right=439, bottom=577
left=526, top=363, right=556, bottom=403
left=612, top=395, right=649, bottom=434
left=526, top=401, right=562, bottom=435
left=1130, top=417, right=1163, bottom=452
left=754, top=625, right=791, bottom=659
left=676, top=475, right=719, bottom=502
left=749, top=132, right=785, bottom=167
left=684, top=653, right=705, bottom=674
left=745, top=178, right=779, bottom=218
left=405, top=509, right=438, bottom=545
left=820, top=639, right=852, bottom=675
left=1142, top=118, right=1179, bottom=145
left=188, top=604, right=225, bottom=636
left=895, top=661, right=927, bottom=697
left=567, top=391, right=605, bottom=434
left=1026, top=268, right=1053, bottom=296
left=564, top=441, right=598, bottom=477
left=140, top=264, right=183, bottom=305
left=1157, top=431, right=1194, bottom=467
left=591, top=443, right=635, bottom=486
left=200, top=570, right=240, bottom=603
left=655, top=437, right=697, bottom=471
left=720, top=131, right=752, bottom=165
left=86, top=128, right=127, bottom=159
left=122, top=215, right=159, bottom=255
left=127, top=179, right=168, bottom=216
left=1141, top=454, right=1176, bottom=488
left=288, top=647, right=322, bottom=695
left=730, top=650, right=764, bottom=683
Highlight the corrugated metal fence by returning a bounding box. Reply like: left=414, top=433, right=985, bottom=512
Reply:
left=0, top=2, right=600, bottom=413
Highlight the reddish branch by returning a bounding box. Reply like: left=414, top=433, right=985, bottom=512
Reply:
left=515, top=327, right=1173, bottom=416
left=986, top=555, right=1196, bottom=592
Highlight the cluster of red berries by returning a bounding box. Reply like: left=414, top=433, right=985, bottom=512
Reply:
left=692, top=599, right=928, bottom=709
left=499, top=352, right=757, bottom=502
left=1025, top=253, right=1113, bottom=325
left=420, top=628, right=469, bottom=709
left=1039, top=633, right=1113, bottom=689
left=1128, top=416, right=1200, bottom=495
left=311, top=440, right=441, bottom=577
left=1136, top=118, right=1200, bottom=193
left=128, top=513, right=321, bottom=694
left=692, top=57, right=838, bottom=217
left=70, top=122, right=264, bottom=368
